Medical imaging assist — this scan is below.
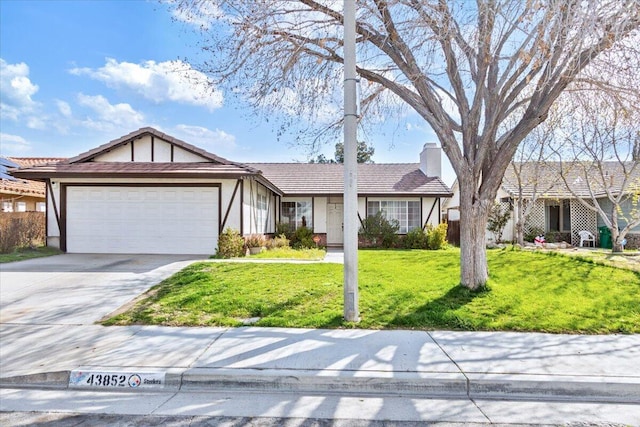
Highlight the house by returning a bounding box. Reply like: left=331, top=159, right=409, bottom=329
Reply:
left=444, top=162, right=640, bottom=248
left=10, top=127, right=451, bottom=255
left=1, top=157, right=64, bottom=212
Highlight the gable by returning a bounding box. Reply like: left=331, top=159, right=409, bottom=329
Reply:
left=93, top=134, right=209, bottom=163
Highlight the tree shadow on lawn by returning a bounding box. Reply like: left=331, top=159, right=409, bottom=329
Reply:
left=388, top=284, right=490, bottom=330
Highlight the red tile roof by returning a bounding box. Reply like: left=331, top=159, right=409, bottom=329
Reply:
left=1, top=157, right=65, bottom=197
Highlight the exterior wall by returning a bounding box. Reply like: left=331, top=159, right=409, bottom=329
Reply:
left=1, top=194, right=45, bottom=212
left=242, top=179, right=276, bottom=235
left=96, top=144, right=132, bottom=162
left=133, top=136, right=152, bottom=162
left=420, top=197, right=441, bottom=228
left=173, top=146, right=205, bottom=162
left=47, top=181, right=61, bottom=248
left=314, top=197, right=328, bottom=233
left=93, top=137, right=209, bottom=163
left=596, top=198, right=640, bottom=232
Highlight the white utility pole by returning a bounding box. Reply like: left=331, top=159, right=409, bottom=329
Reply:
left=343, top=0, right=359, bottom=322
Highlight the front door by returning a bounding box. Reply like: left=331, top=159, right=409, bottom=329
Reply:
left=326, top=203, right=344, bottom=246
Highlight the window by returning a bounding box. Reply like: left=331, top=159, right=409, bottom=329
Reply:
left=281, top=201, right=312, bottom=230
left=256, top=194, right=268, bottom=232
left=36, top=202, right=46, bottom=212
left=16, top=202, right=26, bottom=212
left=367, top=200, right=421, bottom=233
left=1, top=201, right=13, bottom=212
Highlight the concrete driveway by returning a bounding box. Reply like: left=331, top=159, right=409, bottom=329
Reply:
left=0, top=254, right=203, bottom=325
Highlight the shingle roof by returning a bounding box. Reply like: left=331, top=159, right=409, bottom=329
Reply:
left=251, top=163, right=452, bottom=196
left=502, top=161, right=640, bottom=198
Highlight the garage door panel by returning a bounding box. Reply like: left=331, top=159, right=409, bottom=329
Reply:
left=66, top=186, right=218, bottom=254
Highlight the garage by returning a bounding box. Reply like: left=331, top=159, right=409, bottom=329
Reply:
left=64, top=185, right=219, bottom=254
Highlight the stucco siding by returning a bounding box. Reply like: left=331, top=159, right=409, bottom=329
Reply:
left=314, top=197, right=328, bottom=233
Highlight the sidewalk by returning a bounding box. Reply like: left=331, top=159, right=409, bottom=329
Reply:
left=1, top=325, right=639, bottom=403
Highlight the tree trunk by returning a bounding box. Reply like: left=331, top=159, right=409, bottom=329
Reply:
left=458, top=180, right=491, bottom=290
left=515, top=198, right=525, bottom=246
left=610, top=209, right=623, bottom=253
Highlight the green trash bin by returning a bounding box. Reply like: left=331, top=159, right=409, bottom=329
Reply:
left=598, top=226, right=612, bottom=249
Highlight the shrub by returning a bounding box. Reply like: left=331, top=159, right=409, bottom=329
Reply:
left=291, top=226, right=315, bottom=249
left=426, top=223, right=448, bottom=250
left=487, top=203, right=511, bottom=243
left=359, top=211, right=400, bottom=248
left=217, top=228, right=245, bottom=258
left=403, top=227, right=428, bottom=249
left=0, top=212, right=45, bottom=253
left=245, top=234, right=266, bottom=248
left=275, top=222, right=295, bottom=240
left=524, top=227, right=544, bottom=243
left=266, top=234, right=290, bottom=249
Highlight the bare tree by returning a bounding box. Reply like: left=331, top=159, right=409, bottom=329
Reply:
left=504, top=112, right=560, bottom=246
left=172, top=0, right=640, bottom=289
left=557, top=91, right=640, bottom=253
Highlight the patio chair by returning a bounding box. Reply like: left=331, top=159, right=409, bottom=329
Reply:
left=578, top=230, right=596, bottom=247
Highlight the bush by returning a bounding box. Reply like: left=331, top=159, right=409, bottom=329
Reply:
left=217, top=228, right=245, bottom=258
left=403, top=227, right=429, bottom=249
left=426, top=223, right=448, bottom=250
left=359, top=211, right=400, bottom=248
left=266, top=234, right=290, bottom=249
left=0, top=212, right=45, bottom=254
left=275, top=222, right=295, bottom=240
left=524, top=227, right=544, bottom=243
left=291, top=226, right=315, bottom=249
left=244, top=234, right=266, bottom=248
left=487, top=203, right=511, bottom=243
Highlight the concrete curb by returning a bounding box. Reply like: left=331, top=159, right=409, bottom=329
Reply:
left=3, top=368, right=639, bottom=403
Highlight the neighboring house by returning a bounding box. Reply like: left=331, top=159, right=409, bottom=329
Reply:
left=1, top=157, right=64, bottom=212
left=444, top=162, right=640, bottom=248
left=11, top=127, right=451, bottom=255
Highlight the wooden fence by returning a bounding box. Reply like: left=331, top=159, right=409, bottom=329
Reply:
left=446, top=220, right=460, bottom=246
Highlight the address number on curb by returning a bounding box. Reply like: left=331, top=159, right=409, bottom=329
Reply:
left=69, top=370, right=165, bottom=389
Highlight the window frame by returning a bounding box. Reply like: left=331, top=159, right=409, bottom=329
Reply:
left=367, top=199, right=421, bottom=234
left=281, top=200, right=313, bottom=230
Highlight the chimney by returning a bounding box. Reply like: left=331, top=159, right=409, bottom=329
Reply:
left=420, top=143, right=441, bottom=177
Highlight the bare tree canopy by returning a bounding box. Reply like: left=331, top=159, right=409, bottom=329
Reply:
left=172, top=0, right=640, bottom=289
left=555, top=90, right=640, bottom=252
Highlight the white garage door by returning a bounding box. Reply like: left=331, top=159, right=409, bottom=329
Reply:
left=66, top=186, right=218, bottom=254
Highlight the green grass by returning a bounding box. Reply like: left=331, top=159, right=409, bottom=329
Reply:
left=251, top=247, right=326, bottom=260
left=0, top=246, right=62, bottom=263
left=103, top=248, right=640, bottom=334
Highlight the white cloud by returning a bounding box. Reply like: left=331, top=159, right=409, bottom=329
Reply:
left=170, top=2, right=225, bottom=30
left=173, top=124, right=236, bottom=149
left=76, top=93, right=145, bottom=132
left=70, top=58, right=223, bottom=111
left=0, top=59, right=39, bottom=120
left=0, top=133, right=31, bottom=154
left=56, top=100, right=72, bottom=117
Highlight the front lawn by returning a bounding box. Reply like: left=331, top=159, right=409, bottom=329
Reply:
left=0, top=246, right=61, bottom=263
left=103, top=248, right=640, bottom=334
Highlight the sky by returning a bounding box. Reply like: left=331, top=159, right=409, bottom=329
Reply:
left=0, top=0, right=455, bottom=185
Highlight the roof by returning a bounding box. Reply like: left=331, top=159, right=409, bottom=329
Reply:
left=1, top=157, right=65, bottom=198
left=251, top=163, right=452, bottom=196
left=12, top=162, right=259, bottom=179
left=7, top=127, right=452, bottom=198
left=502, top=161, right=640, bottom=198
left=67, top=127, right=244, bottom=167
